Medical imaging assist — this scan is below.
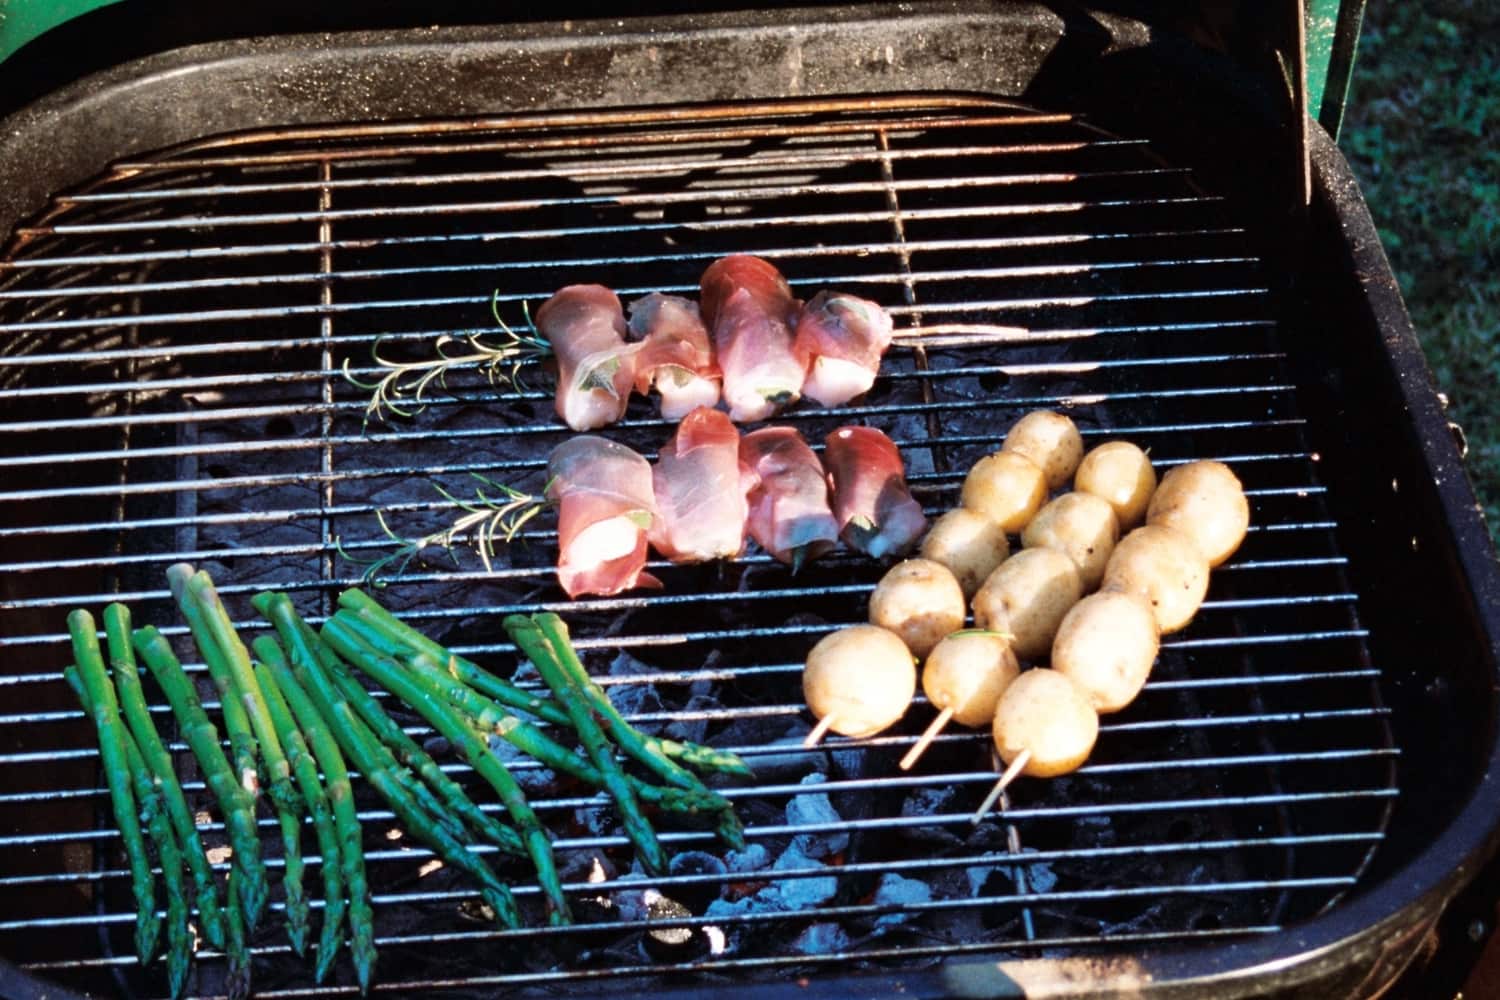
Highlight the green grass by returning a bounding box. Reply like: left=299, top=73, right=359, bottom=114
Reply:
left=1341, top=1, right=1500, bottom=543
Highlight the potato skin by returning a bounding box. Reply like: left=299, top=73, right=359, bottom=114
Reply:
left=1100, top=524, right=1210, bottom=634
left=1021, top=492, right=1120, bottom=590
left=991, top=668, right=1099, bottom=777
left=960, top=451, right=1047, bottom=533
left=920, top=507, right=1011, bottom=598
left=1075, top=441, right=1157, bottom=529
left=970, top=547, right=1083, bottom=661
left=922, top=630, right=1020, bottom=727
left=868, top=558, right=967, bottom=659
left=1146, top=460, right=1249, bottom=567
left=1051, top=591, right=1159, bottom=713
left=803, top=625, right=917, bottom=738
left=1002, top=410, right=1083, bottom=491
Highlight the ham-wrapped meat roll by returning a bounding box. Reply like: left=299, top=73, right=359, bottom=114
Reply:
left=700, top=255, right=805, bottom=423
left=546, top=436, right=660, bottom=597
left=535, top=285, right=638, bottom=432
left=626, top=293, right=721, bottom=421
left=793, top=291, right=894, bottom=407
left=649, top=407, right=749, bottom=563
left=822, top=426, right=927, bottom=559
left=740, top=426, right=840, bottom=570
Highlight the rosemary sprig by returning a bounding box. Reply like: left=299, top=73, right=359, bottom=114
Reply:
left=336, top=474, right=549, bottom=585
left=343, top=294, right=550, bottom=427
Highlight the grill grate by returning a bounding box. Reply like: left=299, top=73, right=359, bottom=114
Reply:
left=0, top=96, right=1397, bottom=998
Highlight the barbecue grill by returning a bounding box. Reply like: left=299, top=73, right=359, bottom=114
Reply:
left=2, top=3, right=1498, bottom=998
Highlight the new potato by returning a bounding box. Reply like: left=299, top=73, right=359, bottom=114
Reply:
left=868, top=558, right=967, bottom=659
left=1146, top=460, right=1249, bottom=567
left=1075, top=441, right=1157, bottom=529
left=970, top=547, right=1082, bottom=660
left=960, top=451, right=1047, bottom=533
left=991, top=668, right=1099, bottom=778
left=922, top=630, right=1020, bottom=727
left=1100, top=524, right=1210, bottom=634
left=803, top=625, right=916, bottom=738
left=1052, top=591, right=1159, bottom=712
left=1021, top=492, right=1119, bottom=590
left=920, top=507, right=1011, bottom=598
left=1002, top=410, right=1083, bottom=491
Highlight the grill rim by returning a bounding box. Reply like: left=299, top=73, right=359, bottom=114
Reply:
left=1, top=5, right=1498, bottom=998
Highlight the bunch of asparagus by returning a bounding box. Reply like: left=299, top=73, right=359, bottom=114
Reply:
left=62, top=567, right=751, bottom=998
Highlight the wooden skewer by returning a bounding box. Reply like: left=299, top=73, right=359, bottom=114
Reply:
left=899, top=706, right=954, bottom=771
left=970, top=749, right=1031, bottom=825
left=802, top=714, right=837, bottom=748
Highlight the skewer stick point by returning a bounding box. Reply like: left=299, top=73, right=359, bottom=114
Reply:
left=970, top=749, right=1031, bottom=825
left=900, top=706, right=955, bottom=771
left=803, top=714, right=837, bottom=748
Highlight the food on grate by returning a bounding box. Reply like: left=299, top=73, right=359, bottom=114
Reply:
left=960, top=450, right=1048, bottom=533
left=1051, top=590, right=1160, bottom=713
left=547, top=435, right=661, bottom=597
left=973, top=668, right=1101, bottom=820
left=823, top=425, right=928, bottom=558
left=1021, top=491, right=1121, bottom=591
left=919, top=506, right=1011, bottom=598
left=868, top=558, right=968, bottom=658
left=900, top=629, right=1021, bottom=771
left=1002, top=410, right=1084, bottom=491
left=793, top=289, right=896, bottom=407
left=1100, top=523, right=1211, bottom=634
left=700, top=254, right=806, bottom=422
left=971, top=547, right=1084, bottom=661
left=1074, top=440, right=1157, bottom=529
left=802, top=624, right=918, bottom=745
left=1146, top=459, right=1250, bottom=567
left=535, top=284, right=639, bottom=431
left=740, top=425, right=841, bottom=569
left=649, top=407, right=751, bottom=563
left=627, top=292, right=721, bottom=420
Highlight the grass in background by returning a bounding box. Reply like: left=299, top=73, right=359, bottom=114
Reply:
left=1342, top=1, right=1500, bottom=543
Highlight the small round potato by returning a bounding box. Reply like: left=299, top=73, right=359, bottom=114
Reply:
left=920, top=507, right=1011, bottom=598
left=922, top=630, right=1021, bottom=727
left=1075, top=440, right=1157, bottom=529
left=1146, top=460, right=1250, bottom=567
left=803, top=625, right=917, bottom=738
left=991, top=668, right=1099, bottom=778
left=1100, top=524, right=1210, bottom=634
left=1021, top=492, right=1120, bottom=590
left=869, top=558, right=967, bottom=659
left=1052, top=591, right=1160, bottom=713
left=1002, top=410, right=1083, bottom=491
left=960, top=451, right=1047, bottom=533
left=970, top=547, right=1083, bottom=661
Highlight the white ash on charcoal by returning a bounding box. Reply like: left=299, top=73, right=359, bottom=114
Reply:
left=899, top=785, right=964, bottom=847
left=484, top=731, right=557, bottom=794
left=792, top=923, right=852, bottom=956
left=872, top=872, right=932, bottom=930
left=770, top=839, right=841, bottom=909
left=662, top=692, right=718, bottom=747
left=605, top=651, right=666, bottom=718
left=667, top=850, right=729, bottom=911
left=724, top=843, right=770, bottom=874
left=786, top=772, right=849, bottom=859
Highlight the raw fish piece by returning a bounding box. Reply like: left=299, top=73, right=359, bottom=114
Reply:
left=794, top=290, right=895, bottom=407
left=546, top=436, right=660, bottom=597
left=535, top=285, right=637, bottom=431
left=649, top=407, right=749, bottom=562
left=822, top=426, right=926, bottom=559
left=627, top=293, right=721, bottom=420
left=700, top=255, right=805, bottom=422
left=740, top=426, right=839, bottom=569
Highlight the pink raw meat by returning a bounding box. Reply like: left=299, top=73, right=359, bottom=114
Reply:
left=626, top=293, right=721, bottom=420
left=546, top=436, right=660, bottom=597
left=535, top=284, right=638, bottom=431
left=700, top=255, right=805, bottom=422
left=793, top=290, right=895, bottom=407
left=649, top=407, right=749, bottom=562
left=822, top=425, right=927, bottom=559
left=740, top=425, right=840, bottom=569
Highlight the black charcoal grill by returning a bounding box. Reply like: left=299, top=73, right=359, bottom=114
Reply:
left=2, top=4, right=1498, bottom=998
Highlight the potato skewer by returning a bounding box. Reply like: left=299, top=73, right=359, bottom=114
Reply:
left=972, top=668, right=1099, bottom=823
left=802, top=625, right=916, bottom=748
left=900, top=630, right=1019, bottom=771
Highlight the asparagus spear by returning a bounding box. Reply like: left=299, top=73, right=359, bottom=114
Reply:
left=172, top=568, right=310, bottom=954
left=256, top=593, right=522, bottom=928
left=252, top=652, right=347, bottom=985
left=67, top=609, right=160, bottom=965
left=133, top=625, right=267, bottom=929
left=504, top=614, right=670, bottom=878
left=321, top=617, right=572, bottom=925
left=223, top=867, right=252, bottom=1000
left=103, top=603, right=227, bottom=951
left=255, top=640, right=377, bottom=995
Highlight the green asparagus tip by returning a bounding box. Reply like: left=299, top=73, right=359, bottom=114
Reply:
left=165, top=562, right=196, bottom=603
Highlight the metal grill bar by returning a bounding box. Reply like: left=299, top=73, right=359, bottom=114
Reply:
left=0, top=96, right=1395, bottom=998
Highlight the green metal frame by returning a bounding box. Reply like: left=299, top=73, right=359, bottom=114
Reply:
left=1304, top=0, right=1368, bottom=138
left=0, top=0, right=124, bottom=64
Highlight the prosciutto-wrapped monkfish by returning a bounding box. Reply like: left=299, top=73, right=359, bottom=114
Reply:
left=740, top=426, right=840, bottom=570
left=794, top=290, right=895, bottom=407
left=535, top=285, right=638, bottom=432
left=626, top=293, right=721, bottom=420
left=546, top=436, right=660, bottom=597
left=822, top=425, right=927, bottom=559
left=700, top=255, right=806, bottom=423
left=649, top=407, right=749, bottom=563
